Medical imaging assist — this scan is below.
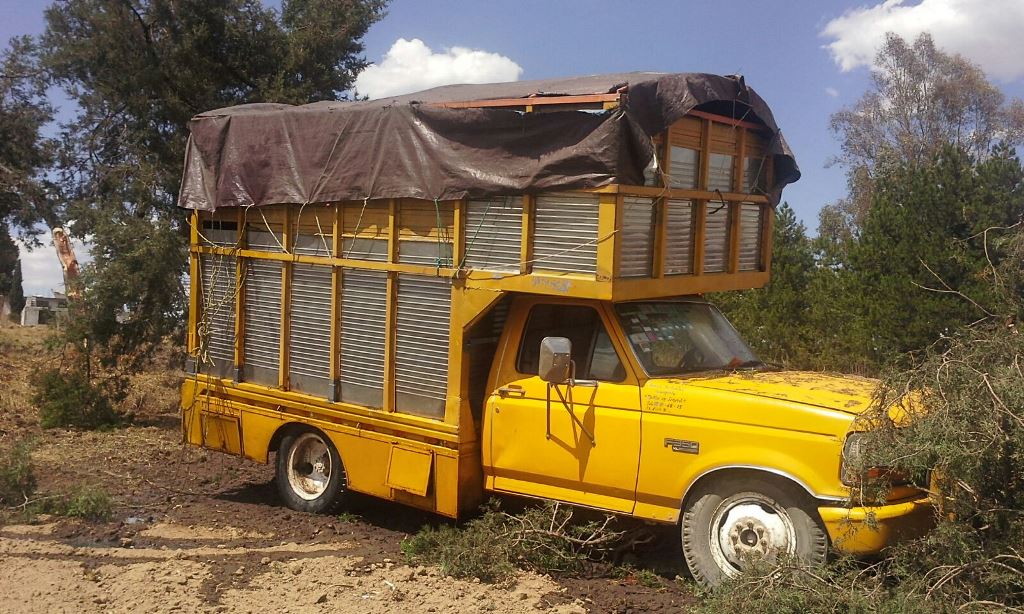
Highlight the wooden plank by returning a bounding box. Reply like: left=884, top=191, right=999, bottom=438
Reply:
left=187, top=211, right=200, bottom=354
left=728, top=202, right=741, bottom=274
left=520, top=195, right=534, bottom=275
left=761, top=205, right=775, bottom=275
left=329, top=204, right=341, bottom=392
left=278, top=210, right=292, bottom=390
left=433, top=93, right=621, bottom=110
left=383, top=272, right=397, bottom=412
left=693, top=200, right=707, bottom=275
left=734, top=128, right=747, bottom=193
left=688, top=109, right=767, bottom=132
left=699, top=119, right=711, bottom=191
left=233, top=208, right=246, bottom=373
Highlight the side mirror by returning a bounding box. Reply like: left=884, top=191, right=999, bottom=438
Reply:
left=538, top=337, right=572, bottom=384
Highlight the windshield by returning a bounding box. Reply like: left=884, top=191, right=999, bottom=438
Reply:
left=614, top=301, right=761, bottom=376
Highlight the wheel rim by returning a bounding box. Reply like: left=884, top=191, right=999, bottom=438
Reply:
left=708, top=492, right=796, bottom=576
left=286, top=432, right=332, bottom=501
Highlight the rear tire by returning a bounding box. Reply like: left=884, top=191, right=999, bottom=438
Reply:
left=275, top=428, right=347, bottom=514
left=681, top=475, right=828, bottom=587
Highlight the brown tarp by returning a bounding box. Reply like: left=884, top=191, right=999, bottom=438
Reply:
left=178, top=72, right=799, bottom=211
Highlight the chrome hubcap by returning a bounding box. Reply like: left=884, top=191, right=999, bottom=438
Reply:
left=709, top=493, right=796, bottom=575
left=286, top=433, right=332, bottom=500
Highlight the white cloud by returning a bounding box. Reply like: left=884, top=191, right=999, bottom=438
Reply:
left=822, top=0, right=1024, bottom=81
left=825, top=87, right=839, bottom=98
left=16, top=235, right=91, bottom=298
left=354, top=38, right=523, bottom=99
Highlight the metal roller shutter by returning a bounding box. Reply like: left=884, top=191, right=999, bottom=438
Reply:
left=288, top=264, right=333, bottom=397
left=738, top=203, right=764, bottom=272
left=533, top=193, right=599, bottom=275
left=703, top=204, right=730, bottom=274
left=463, top=197, right=522, bottom=272
left=395, top=274, right=451, bottom=419
left=340, top=269, right=387, bottom=408
left=664, top=200, right=694, bottom=276
left=243, top=259, right=282, bottom=386
left=619, top=197, right=656, bottom=278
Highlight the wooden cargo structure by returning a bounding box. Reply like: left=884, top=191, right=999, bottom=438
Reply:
left=184, top=79, right=781, bottom=517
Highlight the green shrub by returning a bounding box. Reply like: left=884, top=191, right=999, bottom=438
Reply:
left=0, top=437, right=35, bottom=508
left=402, top=500, right=622, bottom=583
left=48, top=486, right=114, bottom=522
left=31, top=368, right=123, bottom=430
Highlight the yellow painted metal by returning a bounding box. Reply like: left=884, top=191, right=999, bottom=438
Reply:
left=386, top=446, right=434, bottom=497
left=819, top=495, right=933, bottom=555
left=486, top=297, right=642, bottom=513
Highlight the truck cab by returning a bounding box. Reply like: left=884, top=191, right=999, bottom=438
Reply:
left=481, top=294, right=931, bottom=584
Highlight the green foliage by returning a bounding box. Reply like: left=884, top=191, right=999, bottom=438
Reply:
left=719, top=146, right=1023, bottom=374
left=402, top=500, right=622, bottom=583
left=0, top=36, right=54, bottom=231
left=31, top=367, right=124, bottom=430
left=37, top=0, right=387, bottom=359
left=847, top=145, right=1023, bottom=365
left=42, top=486, right=114, bottom=522
left=0, top=437, right=36, bottom=509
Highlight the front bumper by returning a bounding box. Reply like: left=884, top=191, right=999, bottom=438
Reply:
left=817, top=495, right=933, bottom=555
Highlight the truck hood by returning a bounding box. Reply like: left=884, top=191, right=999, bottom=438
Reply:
left=681, top=371, right=878, bottom=415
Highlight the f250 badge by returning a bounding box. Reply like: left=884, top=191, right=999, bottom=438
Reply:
left=664, top=438, right=700, bottom=454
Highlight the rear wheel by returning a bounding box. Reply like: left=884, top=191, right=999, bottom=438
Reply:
left=275, top=429, right=347, bottom=514
left=681, top=475, right=828, bottom=587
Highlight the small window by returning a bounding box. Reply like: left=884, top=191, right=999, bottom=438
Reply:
left=516, top=304, right=626, bottom=382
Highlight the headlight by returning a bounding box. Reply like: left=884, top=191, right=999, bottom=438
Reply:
left=841, top=432, right=910, bottom=486
left=840, top=433, right=867, bottom=485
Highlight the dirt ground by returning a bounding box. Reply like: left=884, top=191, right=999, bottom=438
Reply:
left=0, top=324, right=695, bottom=613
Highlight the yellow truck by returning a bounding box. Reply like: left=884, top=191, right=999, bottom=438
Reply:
left=178, top=72, right=932, bottom=585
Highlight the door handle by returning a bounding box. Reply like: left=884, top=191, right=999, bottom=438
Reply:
left=497, top=385, right=525, bottom=398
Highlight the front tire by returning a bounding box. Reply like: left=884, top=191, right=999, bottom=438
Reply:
left=275, top=428, right=347, bottom=514
left=681, top=475, right=828, bottom=587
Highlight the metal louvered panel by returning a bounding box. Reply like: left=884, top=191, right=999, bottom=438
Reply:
left=198, top=254, right=236, bottom=377
left=664, top=200, right=694, bottom=276
left=288, top=264, right=333, bottom=396
left=703, top=205, right=730, bottom=274
left=464, top=198, right=523, bottom=272
left=294, top=234, right=333, bottom=257
left=619, top=197, right=656, bottom=278
left=399, top=241, right=453, bottom=267
left=247, top=230, right=284, bottom=252
left=200, top=228, right=237, bottom=247
left=738, top=203, right=764, bottom=272
left=708, top=153, right=735, bottom=193
left=395, top=274, right=451, bottom=419
left=533, top=193, right=599, bottom=275
left=342, top=238, right=388, bottom=261
left=669, top=146, right=699, bottom=189
left=243, top=259, right=282, bottom=385
left=340, top=269, right=387, bottom=408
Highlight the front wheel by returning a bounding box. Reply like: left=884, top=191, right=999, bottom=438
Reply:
left=275, top=428, right=347, bottom=514
left=681, top=475, right=828, bottom=587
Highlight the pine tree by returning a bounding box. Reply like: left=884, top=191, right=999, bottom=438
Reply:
left=38, top=0, right=387, bottom=360
left=713, top=203, right=818, bottom=367
left=847, top=145, right=1024, bottom=365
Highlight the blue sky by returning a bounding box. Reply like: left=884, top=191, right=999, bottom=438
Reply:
left=5, top=0, right=1024, bottom=296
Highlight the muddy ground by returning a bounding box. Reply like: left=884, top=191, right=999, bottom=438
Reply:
left=0, top=324, right=696, bottom=613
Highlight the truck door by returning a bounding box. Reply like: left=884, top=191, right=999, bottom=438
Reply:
left=484, top=300, right=642, bottom=513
